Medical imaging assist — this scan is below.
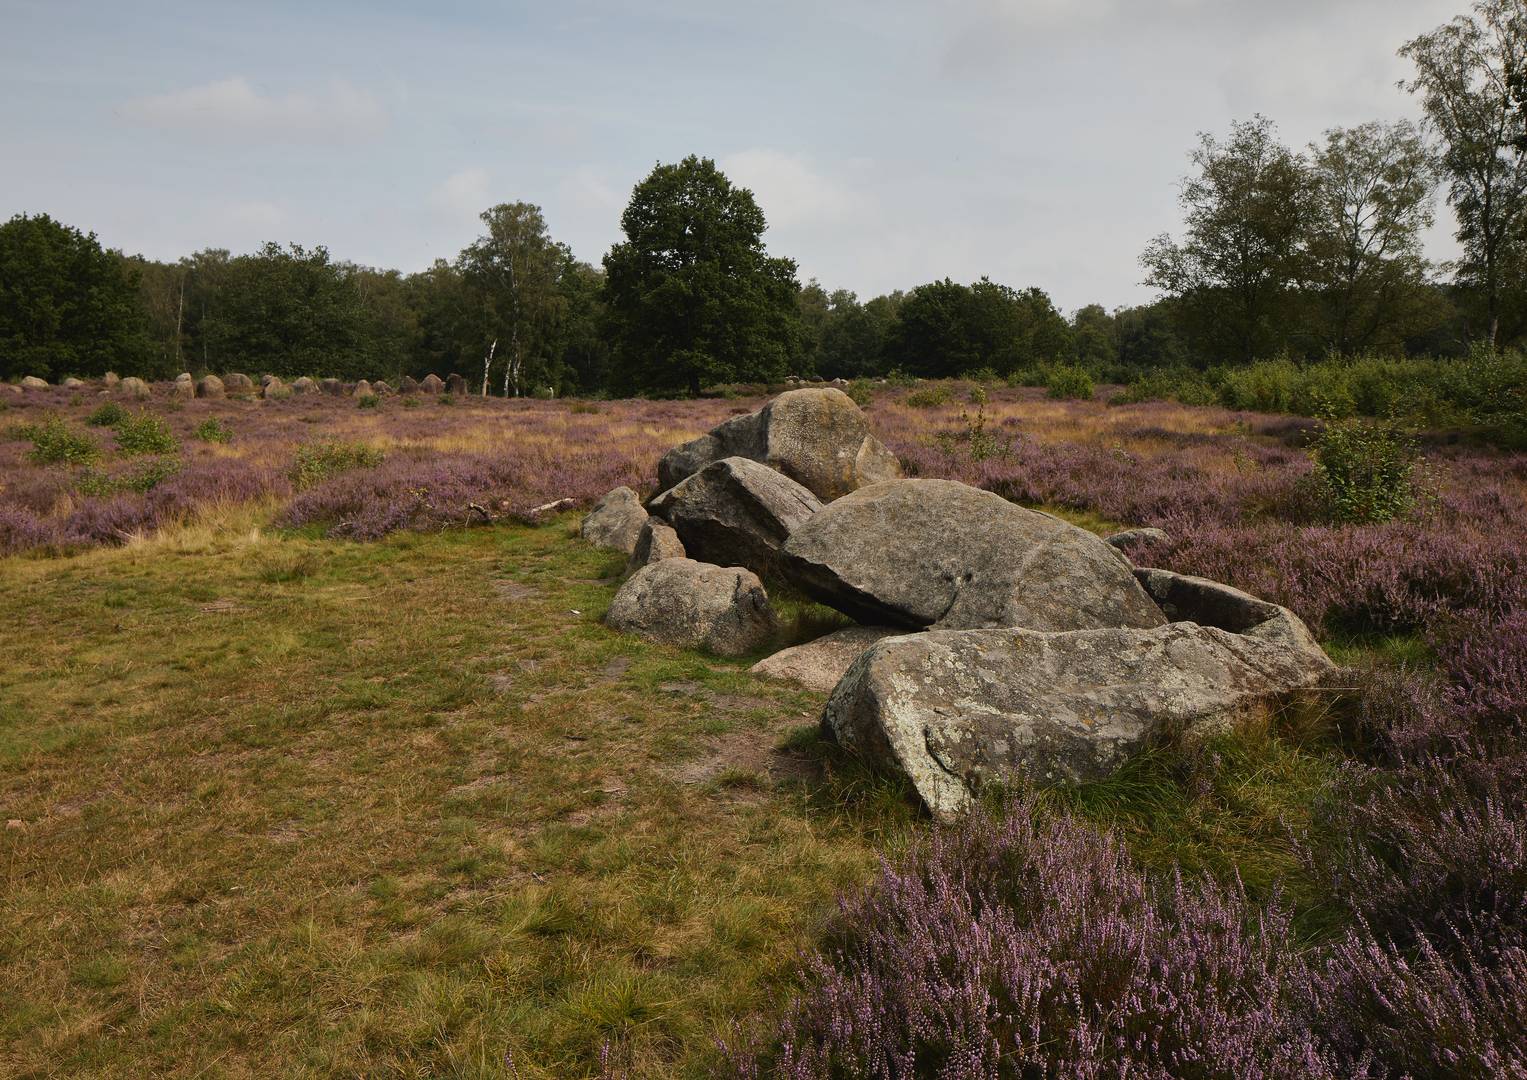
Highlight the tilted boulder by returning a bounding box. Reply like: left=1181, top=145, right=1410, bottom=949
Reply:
left=172, top=373, right=195, bottom=399
left=196, top=374, right=226, bottom=399
left=648, top=457, right=821, bottom=579
left=319, top=378, right=344, bottom=396
left=420, top=374, right=444, bottom=394
left=1133, top=567, right=1327, bottom=666
left=20, top=376, right=48, bottom=389
left=656, top=387, right=900, bottom=501
left=626, top=519, right=686, bottom=573
left=750, top=625, right=904, bottom=694
left=399, top=375, right=420, bottom=395
left=445, top=373, right=467, bottom=395
left=291, top=376, right=317, bottom=395
left=782, top=479, right=1166, bottom=632
left=606, top=559, right=777, bottom=656
left=119, top=376, right=150, bottom=399
left=223, top=373, right=254, bottom=394
left=824, top=619, right=1334, bottom=819
left=580, top=486, right=649, bottom=554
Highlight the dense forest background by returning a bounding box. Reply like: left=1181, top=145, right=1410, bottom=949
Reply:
left=2, top=1, right=1524, bottom=396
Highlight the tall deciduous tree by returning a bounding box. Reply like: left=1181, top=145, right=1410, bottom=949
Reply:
left=1307, top=121, right=1437, bottom=353
left=1400, top=0, right=1527, bottom=346
left=459, top=202, right=565, bottom=396
left=1141, top=116, right=1317, bottom=363
left=0, top=213, right=150, bottom=380
left=603, top=156, right=802, bottom=395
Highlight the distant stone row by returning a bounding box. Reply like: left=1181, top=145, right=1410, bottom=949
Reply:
left=4, top=372, right=471, bottom=399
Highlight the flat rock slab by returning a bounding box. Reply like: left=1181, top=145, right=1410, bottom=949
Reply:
left=648, top=457, right=820, bottom=578
left=605, top=558, right=778, bottom=657
left=824, top=621, right=1335, bottom=819
left=782, top=478, right=1166, bottom=632
left=750, top=625, right=906, bottom=693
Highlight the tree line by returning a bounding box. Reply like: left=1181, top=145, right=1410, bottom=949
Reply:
left=2, top=0, right=1522, bottom=394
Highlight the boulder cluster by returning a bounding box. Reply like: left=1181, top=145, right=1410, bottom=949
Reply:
left=585, top=387, right=1334, bottom=818
left=8, top=372, right=470, bottom=400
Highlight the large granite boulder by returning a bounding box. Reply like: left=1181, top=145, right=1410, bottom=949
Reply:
left=824, top=619, right=1334, bottom=819
left=781, top=479, right=1165, bottom=632
left=353, top=379, right=373, bottom=398
left=261, top=376, right=287, bottom=399
left=62, top=377, right=84, bottom=389
left=580, top=486, right=649, bottom=554
left=1133, top=567, right=1326, bottom=665
left=223, top=373, right=255, bottom=394
left=656, top=387, right=900, bottom=501
left=606, top=559, right=778, bottom=656
left=445, top=373, right=467, bottom=396
left=119, top=376, right=150, bottom=399
left=291, top=376, right=317, bottom=395
left=750, top=626, right=903, bottom=693
left=399, top=375, right=420, bottom=395
left=196, top=374, right=226, bottom=399
left=172, top=373, right=195, bottom=399
left=420, top=374, right=444, bottom=394
left=626, top=519, right=686, bottom=573
left=648, top=457, right=821, bottom=578
left=319, top=378, right=344, bottom=396
left=20, top=376, right=48, bottom=389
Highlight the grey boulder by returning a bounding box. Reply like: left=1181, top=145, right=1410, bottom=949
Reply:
left=261, top=376, right=287, bottom=399
left=20, top=376, right=48, bottom=389
left=657, top=387, right=900, bottom=501
left=1106, top=527, right=1170, bottom=552
left=172, top=373, right=196, bottom=399
left=580, top=486, right=649, bottom=554
left=353, top=379, right=373, bottom=398
left=750, top=625, right=904, bottom=693
left=782, top=478, right=1166, bottom=632
left=1133, top=567, right=1327, bottom=667
left=445, top=373, right=467, bottom=395
left=606, top=559, right=778, bottom=657
left=118, top=376, right=150, bottom=399
left=196, top=374, right=226, bottom=399
left=626, top=519, right=686, bottom=573
left=648, top=457, right=821, bottom=578
left=291, top=376, right=317, bottom=395
left=320, top=378, right=344, bottom=396
left=224, top=372, right=254, bottom=394
left=824, top=619, right=1334, bottom=819
left=420, top=374, right=444, bottom=394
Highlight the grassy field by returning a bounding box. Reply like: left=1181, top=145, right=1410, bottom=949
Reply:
left=0, top=504, right=1350, bottom=1078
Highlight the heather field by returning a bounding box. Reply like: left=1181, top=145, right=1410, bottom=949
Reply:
left=2, top=381, right=1525, bottom=1077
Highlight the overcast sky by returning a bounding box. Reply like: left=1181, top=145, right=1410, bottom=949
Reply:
left=0, top=0, right=1468, bottom=312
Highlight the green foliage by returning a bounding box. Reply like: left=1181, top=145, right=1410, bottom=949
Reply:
left=0, top=213, right=152, bottom=381
left=843, top=379, right=874, bottom=407
left=356, top=394, right=380, bottom=410
left=17, top=416, right=100, bottom=465
left=86, top=402, right=127, bottom=427
left=603, top=155, right=803, bottom=395
left=193, top=418, right=233, bottom=443
left=1308, top=416, right=1421, bottom=524
left=114, top=411, right=178, bottom=456
left=77, top=456, right=181, bottom=496
left=886, top=277, right=1071, bottom=378
left=904, top=384, right=953, bottom=408
left=290, top=441, right=385, bottom=489
left=1045, top=364, right=1095, bottom=400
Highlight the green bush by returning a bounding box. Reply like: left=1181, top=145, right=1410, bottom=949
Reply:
left=291, top=441, right=385, bottom=489
left=18, top=416, right=100, bottom=465
left=904, top=385, right=953, bottom=408
left=1308, top=417, right=1420, bottom=525
left=1044, top=365, right=1095, bottom=401
left=193, top=418, right=233, bottom=443
left=77, top=456, right=181, bottom=496
left=1006, top=366, right=1049, bottom=388
left=86, top=402, right=127, bottom=427
left=844, top=379, right=874, bottom=407
left=356, top=394, right=380, bottom=410
left=115, top=411, right=178, bottom=456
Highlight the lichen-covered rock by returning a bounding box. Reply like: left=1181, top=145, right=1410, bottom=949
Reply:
left=782, top=478, right=1166, bottom=632
left=606, top=559, right=777, bottom=656
left=420, top=374, right=444, bottom=394
left=824, top=620, right=1334, bottom=819
left=223, top=373, right=254, bottom=394
left=260, top=376, right=287, bottom=399
left=172, top=373, right=195, bottom=399
left=1106, top=527, right=1170, bottom=553
left=445, top=373, right=467, bottom=395
left=656, top=387, right=900, bottom=501
left=626, top=519, right=686, bottom=573
left=196, top=374, right=226, bottom=399
left=353, top=379, right=373, bottom=398
left=291, top=376, right=317, bottom=395
left=648, top=457, right=821, bottom=578
left=580, top=486, right=649, bottom=554
left=319, top=378, right=344, bottom=396
left=118, top=376, right=150, bottom=399
left=399, top=375, right=420, bottom=394
left=1133, top=567, right=1328, bottom=667
left=751, top=626, right=904, bottom=693
left=20, top=376, right=48, bottom=389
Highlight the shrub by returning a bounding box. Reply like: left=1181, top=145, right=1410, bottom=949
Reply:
left=77, top=456, right=182, bottom=496
left=114, top=411, right=178, bottom=456
left=193, top=418, right=233, bottom=443
left=904, top=385, right=952, bottom=408
left=86, top=402, right=127, bottom=427
left=290, top=440, right=385, bottom=490
left=17, top=417, right=100, bottom=465
left=1307, top=416, right=1419, bottom=525
left=402, top=397, right=421, bottom=409
left=845, top=379, right=874, bottom=407
left=1044, top=364, right=1094, bottom=401
left=356, top=394, right=380, bottom=409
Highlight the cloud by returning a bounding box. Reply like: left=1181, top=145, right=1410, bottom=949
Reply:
left=121, top=77, right=386, bottom=141
left=226, top=200, right=286, bottom=229
left=431, top=168, right=491, bottom=219
left=719, top=149, right=858, bottom=229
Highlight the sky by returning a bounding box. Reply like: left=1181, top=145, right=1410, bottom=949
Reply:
left=0, top=0, right=1468, bottom=312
